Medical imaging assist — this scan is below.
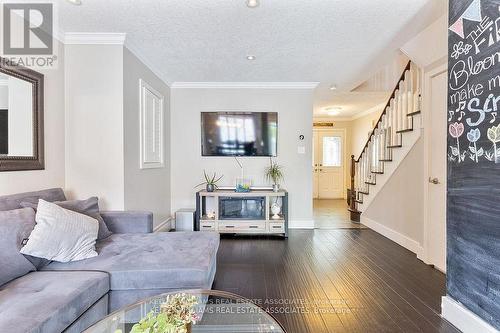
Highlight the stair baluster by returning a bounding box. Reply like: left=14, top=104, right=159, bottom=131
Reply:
left=348, top=61, right=422, bottom=221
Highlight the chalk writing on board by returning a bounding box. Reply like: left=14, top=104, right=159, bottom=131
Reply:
left=448, top=0, right=500, bottom=164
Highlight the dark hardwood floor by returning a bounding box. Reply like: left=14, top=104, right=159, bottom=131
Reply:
left=213, top=229, right=460, bottom=333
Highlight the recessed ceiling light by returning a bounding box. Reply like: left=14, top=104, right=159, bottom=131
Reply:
left=246, top=55, right=256, bottom=60
left=247, top=0, right=259, bottom=8
left=329, top=84, right=337, bottom=91
left=66, top=0, right=82, bottom=5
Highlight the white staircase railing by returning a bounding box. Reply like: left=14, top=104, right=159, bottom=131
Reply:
left=348, top=61, right=422, bottom=222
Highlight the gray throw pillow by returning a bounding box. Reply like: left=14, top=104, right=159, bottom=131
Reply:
left=20, top=197, right=112, bottom=240
left=0, top=208, right=37, bottom=287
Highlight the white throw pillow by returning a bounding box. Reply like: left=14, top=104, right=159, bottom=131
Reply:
left=20, top=199, right=99, bottom=262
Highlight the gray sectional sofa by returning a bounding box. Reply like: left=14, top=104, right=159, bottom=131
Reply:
left=0, top=188, right=220, bottom=333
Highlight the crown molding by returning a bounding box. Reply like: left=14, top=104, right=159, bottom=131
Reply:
left=64, top=32, right=126, bottom=45
left=170, top=82, right=320, bottom=89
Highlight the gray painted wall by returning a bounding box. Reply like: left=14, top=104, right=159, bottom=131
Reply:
left=123, top=48, right=171, bottom=229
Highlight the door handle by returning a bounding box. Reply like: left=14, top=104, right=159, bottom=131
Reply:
left=428, top=177, right=440, bottom=185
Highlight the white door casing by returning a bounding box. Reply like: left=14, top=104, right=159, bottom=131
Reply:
left=313, top=131, right=320, bottom=199
left=423, top=62, right=447, bottom=272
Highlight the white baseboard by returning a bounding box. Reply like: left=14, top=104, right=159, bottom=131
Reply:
left=153, top=217, right=173, bottom=232
left=442, top=296, right=499, bottom=333
left=361, top=216, right=424, bottom=257
left=288, top=219, right=315, bottom=229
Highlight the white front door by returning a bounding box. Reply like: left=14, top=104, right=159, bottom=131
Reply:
left=427, top=68, right=447, bottom=272
left=313, top=130, right=345, bottom=199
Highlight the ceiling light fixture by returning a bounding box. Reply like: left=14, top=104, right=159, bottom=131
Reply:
left=325, top=107, right=342, bottom=116
left=247, top=0, right=260, bottom=8
left=246, top=55, right=256, bottom=60
left=329, top=84, right=337, bottom=91
left=66, top=0, right=82, bottom=5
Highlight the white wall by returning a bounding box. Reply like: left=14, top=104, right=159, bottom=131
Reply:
left=0, top=40, right=66, bottom=195
left=123, top=48, right=171, bottom=228
left=64, top=44, right=125, bottom=209
left=351, top=108, right=384, bottom=159
left=170, top=88, right=314, bottom=227
left=363, top=138, right=424, bottom=244
left=401, top=14, right=448, bottom=69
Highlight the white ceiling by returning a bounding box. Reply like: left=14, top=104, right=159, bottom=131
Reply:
left=57, top=0, right=445, bottom=119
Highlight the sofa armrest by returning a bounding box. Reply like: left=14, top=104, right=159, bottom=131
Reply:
left=100, top=211, right=153, bottom=234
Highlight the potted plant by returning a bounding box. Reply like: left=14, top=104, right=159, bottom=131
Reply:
left=265, top=158, right=284, bottom=192
left=196, top=170, right=223, bottom=192
left=131, top=293, right=198, bottom=333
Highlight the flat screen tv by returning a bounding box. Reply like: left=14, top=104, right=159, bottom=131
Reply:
left=201, top=112, right=278, bottom=156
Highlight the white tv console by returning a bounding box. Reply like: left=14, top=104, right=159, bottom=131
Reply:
left=195, top=189, right=288, bottom=237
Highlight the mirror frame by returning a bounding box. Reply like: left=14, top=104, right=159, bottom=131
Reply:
left=0, top=57, right=44, bottom=171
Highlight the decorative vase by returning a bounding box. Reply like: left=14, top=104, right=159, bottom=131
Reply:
left=185, top=322, right=192, bottom=333
left=271, top=202, right=281, bottom=219
left=206, top=184, right=215, bottom=192
left=272, top=184, right=280, bottom=192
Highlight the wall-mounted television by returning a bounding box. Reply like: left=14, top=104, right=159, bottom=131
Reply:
left=201, top=112, right=278, bottom=157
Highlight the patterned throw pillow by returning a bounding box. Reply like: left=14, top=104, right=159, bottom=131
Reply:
left=20, top=200, right=99, bottom=263
left=21, top=197, right=112, bottom=240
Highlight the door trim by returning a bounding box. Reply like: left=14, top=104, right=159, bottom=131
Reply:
left=422, top=60, right=447, bottom=268
left=312, top=128, right=347, bottom=199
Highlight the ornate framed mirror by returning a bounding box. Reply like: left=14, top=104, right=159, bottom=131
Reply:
left=0, top=57, right=44, bottom=171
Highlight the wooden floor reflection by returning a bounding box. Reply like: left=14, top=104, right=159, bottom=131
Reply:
left=214, top=230, right=459, bottom=333
left=314, top=199, right=367, bottom=229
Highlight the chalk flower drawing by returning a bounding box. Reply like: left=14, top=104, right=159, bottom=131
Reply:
left=467, top=128, right=482, bottom=163
left=487, top=124, right=500, bottom=163
left=449, top=122, right=465, bottom=162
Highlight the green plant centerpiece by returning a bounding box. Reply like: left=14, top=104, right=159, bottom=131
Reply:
left=195, top=170, right=223, bottom=192
left=265, top=158, right=284, bottom=192
left=131, top=293, right=198, bottom=333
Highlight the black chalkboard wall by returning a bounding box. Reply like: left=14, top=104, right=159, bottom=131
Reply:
left=448, top=0, right=500, bottom=329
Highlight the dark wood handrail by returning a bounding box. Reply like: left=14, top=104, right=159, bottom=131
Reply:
left=355, top=61, right=411, bottom=163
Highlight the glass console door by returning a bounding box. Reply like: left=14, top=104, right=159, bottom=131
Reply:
left=219, top=197, right=265, bottom=220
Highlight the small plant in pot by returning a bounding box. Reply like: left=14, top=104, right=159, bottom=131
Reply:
left=196, top=170, right=223, bottom=192
left=265, top=158, right=284, bottom=192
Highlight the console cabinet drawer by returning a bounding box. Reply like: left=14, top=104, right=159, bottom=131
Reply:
left=200, top=222, right=216, bottom=231
left=269, top=222, right=285, bottom=233
left=219, top=222, right=266, bottom=232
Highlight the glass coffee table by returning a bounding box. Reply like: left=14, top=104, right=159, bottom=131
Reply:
left=85, top=290, right=286, bottom=333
